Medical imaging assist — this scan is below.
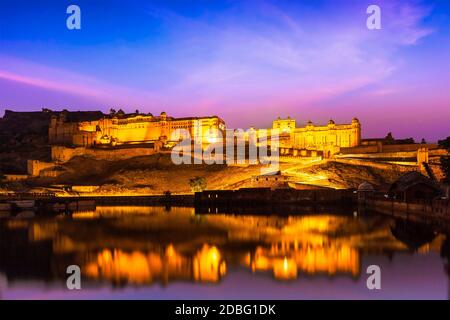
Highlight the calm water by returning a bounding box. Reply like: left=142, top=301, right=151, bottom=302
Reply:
left=0, top=206, right=449, bottom=300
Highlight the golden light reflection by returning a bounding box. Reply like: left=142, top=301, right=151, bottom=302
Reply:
left=5, top=220, right=29, bottom=229
left=10, top=207, right=443, bottom=286
left=72, top=211, right=96, bottom=219
left=193, top=244, right=226, bottom=282
left=72, top=206, right=194, bottom=218
left=273, top=257, right=297, bottom=280
left=244, top=216, right=362, bottom=279
left=95, top=250, right=151, bottom=284
left=85, top=247, right=184, bottom=284
left=84, top=244, right=226, bottom=285
left=249, top=243, right=359, bottom=279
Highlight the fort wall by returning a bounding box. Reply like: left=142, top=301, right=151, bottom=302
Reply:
left=51, top=145, right=161, bottom=162
left=333, top=158, right=417, bottom=171
left=4, top=174, right=29, bottom=181
left=196, top=188, right=355, bottom=206
left=336, top=151, right=418, bottom=160
left=340, top=143, right=438, bottom=155
left=365, top=198, right=450, bottom=224
left=27, top=160, right=55, bottom=177
left=339, top=145, right=380, bottom=154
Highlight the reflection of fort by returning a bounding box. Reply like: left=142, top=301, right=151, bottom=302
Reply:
left=84, top=244, right=226, bottom=285
left=247, top=242, right=359, bottom=280
left=0, top=207, right=446, bottom=286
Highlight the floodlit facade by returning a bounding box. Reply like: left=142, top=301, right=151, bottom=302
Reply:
left=256, top=117, right=362, bottom=157
left=49, top=111, right=226, bottom=147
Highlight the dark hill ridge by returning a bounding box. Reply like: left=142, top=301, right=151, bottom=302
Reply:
left=2, top=109, right=104, bottom=123
left=0, top=109, right=104, bottom=173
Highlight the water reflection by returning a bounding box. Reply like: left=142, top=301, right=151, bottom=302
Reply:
left=0, top=206, right=449, bottom=299
left=83, top=244, right=226, bottom=285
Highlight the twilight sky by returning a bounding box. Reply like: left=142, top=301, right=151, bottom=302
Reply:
left=0, top=0, right=449, bottom=141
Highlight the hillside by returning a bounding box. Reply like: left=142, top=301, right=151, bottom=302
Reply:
left=20, top=154, right=408, bottom=195
left=0, top=109, right=104, bottom=173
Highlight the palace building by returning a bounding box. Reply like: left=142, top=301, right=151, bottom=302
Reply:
left=292, top=118, right=361, bottom=149
left=49, top=110, right=226, bottom=147
left=47, top=110, right=361, bottom=160
left=254, top=116, right=361, bottom=157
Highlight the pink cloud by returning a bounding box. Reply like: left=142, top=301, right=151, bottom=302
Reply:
left=0, top=70, right=100, bottom=98
left=0, top=55, right=163, bottom=109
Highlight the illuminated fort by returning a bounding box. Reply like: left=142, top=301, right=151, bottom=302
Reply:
left=48, top=110, right=360, bottom=155
left=49, top=110, right=226, bottom=147
left=265, top=116, right=361, bottom=157
left=14, top=108, right=435, bottom=182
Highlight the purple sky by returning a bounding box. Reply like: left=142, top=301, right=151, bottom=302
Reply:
left=0, top=0, right=449, bottom=141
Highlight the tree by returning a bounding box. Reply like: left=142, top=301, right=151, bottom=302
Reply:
left=385, top=132, right=394, bottom=141
left=438, top=137, right=450, bottom=150
left=189, top=176, right=207, bottom=193
left=441, top=157, right=450, bottom=184
left=0, top=171, right=5, bottom=186
left=439, top=137, right=450, bottom=183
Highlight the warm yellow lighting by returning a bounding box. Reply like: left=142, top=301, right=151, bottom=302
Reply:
left=193, top=244, right=226, bottom=282
left=273, top=257, right=297, bottom=280
left=72, top=211, right=97, bottom=219
left=166, top=244, right=175, bottom=257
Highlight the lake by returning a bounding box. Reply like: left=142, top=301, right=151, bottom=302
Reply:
left=0, top=206, right=449, bottom=299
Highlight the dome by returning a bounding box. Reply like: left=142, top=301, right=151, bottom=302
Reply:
left=328, top=119, right=335, bottom=125
left=358, top=182, right=375, bottom=192
left=352, top=117, right=360, bottom=123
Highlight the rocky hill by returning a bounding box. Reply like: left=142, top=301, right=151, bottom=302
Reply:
left=0, top=109, right=104, bottom=173
left=19, top=154, right=408, bottom=195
